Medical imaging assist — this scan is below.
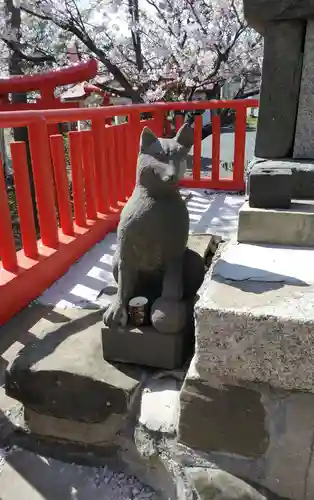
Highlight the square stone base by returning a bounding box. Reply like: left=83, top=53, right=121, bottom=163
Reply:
left=238, top=200, right=314, bottom=246
left=102, top=324, right=193, bottom=370
left=179, top=366, right=314, bottom=500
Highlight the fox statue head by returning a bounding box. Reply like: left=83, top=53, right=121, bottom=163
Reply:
left=136, top=124, right=194, bottom=195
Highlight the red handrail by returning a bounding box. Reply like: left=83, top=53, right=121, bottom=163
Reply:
left=0, top=99, right=259, bottom=127
left=0, top=98, right=259, bottom=325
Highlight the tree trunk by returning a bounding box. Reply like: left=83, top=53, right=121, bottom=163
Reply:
left=5, top=0, right=39, bottom=231
left=128, top=0, right=144, bottom=73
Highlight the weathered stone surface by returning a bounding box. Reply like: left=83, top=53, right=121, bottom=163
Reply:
left=139, top=376, right=180, bottom=433
left=191, top=240, right=314, bottom=393
left=23, top=407, right=126, bottom=445
left=292, top=162, right=314, bottom=197
left=294, top=20, right=314, bottom=159
left=187, top=233, right=222, bottom=268
left=247, top=158, right=314, bottom=199
left=102, top=322, right=193, bottom=370
left=5, top=310, right=145, bottom=425
left=243, top=0, right=314, bottom=25
left=151, top=298, right=188, bottom=334
left=248, top=166, right=292, bottom=209
left=255, top=21, right=304, bottom=158
left=238, top=200, right=314, bottom=246
left=186, top=468, right=266, bottom=500
left=179, top=360, right=314, bottom=500
left=179, top=377, right=268, bottom=457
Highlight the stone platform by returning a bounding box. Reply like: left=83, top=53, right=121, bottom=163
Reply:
left=178, top=240, right=314, bottom=500
left=5, top=310, right=146, bottom=447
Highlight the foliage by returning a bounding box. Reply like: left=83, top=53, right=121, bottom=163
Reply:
left=0, top=0, right=263, bottom=101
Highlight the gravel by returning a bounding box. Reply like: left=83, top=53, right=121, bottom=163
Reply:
left=0, top=446, right=156, bottom=500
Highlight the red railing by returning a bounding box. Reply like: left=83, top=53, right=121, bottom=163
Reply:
left=0, top=98, right=258, bottom=325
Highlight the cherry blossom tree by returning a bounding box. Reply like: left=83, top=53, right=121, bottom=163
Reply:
left=0, top=0, right=263, bottom=102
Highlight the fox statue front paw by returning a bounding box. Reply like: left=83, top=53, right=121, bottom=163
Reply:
left=103, top=302, right=128, bottom=328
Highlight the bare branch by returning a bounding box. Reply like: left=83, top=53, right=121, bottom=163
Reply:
left=1, top=38, right=56, bottom=64
left=20, top=4, right=142, bottom=102
left=186, top=0, right=207, bottom=35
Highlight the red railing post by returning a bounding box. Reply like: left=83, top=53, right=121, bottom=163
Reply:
left=128, top=111, right=141, bottom=191
left=81, top=130, right=97, bottom=220
left=233, top=105, right=247, bottom=190
left=0, top=155, right=17, bottom=271
left=211, top=115, right=221, bottom=182
left=105, top=126, right=118, bottom=209
left=152, top=110, right=164, bottom=137
left=28, top=118, right=59, bottom=248
left=193, top=115, right=202, bottom=182
left=68, top=131, right=86, bottom=227
left=10, top=141, right=38, bottom=258
left=120, top=124, right=132, bottom=199
left=50, top=134, right=74, bottom=236
left=92, top=117, right=110, bottom=214
left=112, top=125, right=124, bottom=203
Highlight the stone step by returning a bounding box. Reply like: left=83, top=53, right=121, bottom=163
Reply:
left=238, top=200, right=314, bottom=246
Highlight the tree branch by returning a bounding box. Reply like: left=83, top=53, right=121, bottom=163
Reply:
left=187, top=0, right=207, bottom=35
left=2, top=38, right=56, bottom=64
left=21, top=4, right=142, bottom=102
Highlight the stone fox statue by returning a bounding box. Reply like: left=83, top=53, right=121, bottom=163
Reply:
left=103, top=124, right=205, bottom=331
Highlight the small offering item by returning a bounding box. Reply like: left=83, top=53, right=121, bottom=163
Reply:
left=128, top=296, right=149, bottom=326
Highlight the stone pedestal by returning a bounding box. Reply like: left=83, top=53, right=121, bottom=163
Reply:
left=102, top=323, right=193, bottom=370
left=178, top=240, right=314, bottom=500
left=5, top=310, right=145, bottom=448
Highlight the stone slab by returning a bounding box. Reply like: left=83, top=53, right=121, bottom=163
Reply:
left=238, top=200, right=314, bottom=246
left=247, top=159, right=314, bottom=199
left=179, top=376, right=268, bottom=458
left=179, top=362, right=314, bottom=500
left=5, top=310, right=145, bottom=423
left=186, top=468, right=266, bottom=500
left=248, top=166, right=292, bottom=209
left=101, top=324, right=192, bottom=370
left=294, top=20, right=314, bottom=159
left=23, top=407, right=125, bottom=445
left=255, top=21, right=304, bottom=158
left=193, top=240, right=314, bottom=392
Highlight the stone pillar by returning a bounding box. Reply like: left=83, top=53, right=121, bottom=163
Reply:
left=237, top=0, right=314, bottom=243
left=255, top=21, right=304, bottom=158
left=294, top=20, right=314, bottom=158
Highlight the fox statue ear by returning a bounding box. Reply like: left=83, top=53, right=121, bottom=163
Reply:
left=140, top=127, right=158, bottom=152
left=175, top=123, right=194, bottom=149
